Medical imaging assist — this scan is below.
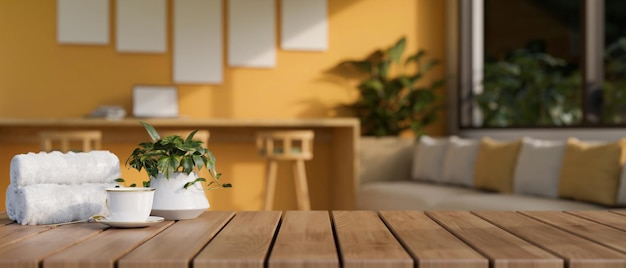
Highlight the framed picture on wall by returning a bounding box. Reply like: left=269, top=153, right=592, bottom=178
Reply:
left=132, top=85, right=178, bottom=118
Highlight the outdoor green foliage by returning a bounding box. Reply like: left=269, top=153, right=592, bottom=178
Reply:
left=337, top=36, right=445, bottom=137
left=603, top=37, right=626, bottom=123
left=125, top=122, right=231, bottom=190
left=476, top=48, right=581, bottom=127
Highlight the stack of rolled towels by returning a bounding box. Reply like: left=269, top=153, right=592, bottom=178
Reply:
left=6, top=151, right=120, bottom=225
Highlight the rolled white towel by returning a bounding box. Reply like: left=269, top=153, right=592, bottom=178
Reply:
left=10, top=151, right=120, bottom=186
left=6, top=183, right=114, bottom=225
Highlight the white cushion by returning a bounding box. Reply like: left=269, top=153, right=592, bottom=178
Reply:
left=513, top=137, right=565, bottom=198
left=441, top=136, right=480, bottom=187
left=411, top=135, right=447, bottom=183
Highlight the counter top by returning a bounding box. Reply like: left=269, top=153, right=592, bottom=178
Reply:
left=0, top=117, right=359, bottom=128
left=0, top=117, right=360, bottom=210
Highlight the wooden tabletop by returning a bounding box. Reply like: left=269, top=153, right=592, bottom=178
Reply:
left=1, top=210, right=626, bottom=268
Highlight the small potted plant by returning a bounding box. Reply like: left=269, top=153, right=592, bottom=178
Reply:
left=125, top=121, right=231, bottom=220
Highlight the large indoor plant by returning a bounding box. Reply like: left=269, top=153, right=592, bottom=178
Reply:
left=125, top=121, right=231, bottom=220
left=333, top=36, right=445, bottom=137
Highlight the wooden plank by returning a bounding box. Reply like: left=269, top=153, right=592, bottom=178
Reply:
left=426, top=211, right=561, bottom=268
left=476, top=211, right=626, bottom=267
left=526, top=211, right=626, bottom=256
left=268, top=211, right=338, bottom=268
left=610, top=210, right=626, bottom=217
left=332, top=210, right=412, bottom=268
left=0, top=222, right=106, bottom=268
left=118, top=211, right=235, bottom=268
left=567, top=210, right=626, bottom=231
left=0, top=211, right=14, bottom=225
left=194, top=211, right=282, bottom=268
left=0, top=224, right=52, bottom=247
left=43, top=220, right=174, bottom=268
left=379, top=211, right=487, bottom=268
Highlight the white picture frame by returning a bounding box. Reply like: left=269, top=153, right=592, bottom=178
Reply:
left=228, top=0, right=276, bottom=68
left=116, top=0, right=167, bottom=53
left=173, top=0, right=223, bottom=84
left=281, top=0, right=328, bottom=51
left=57, top=0, right=109, bottom=44
left=132, top=85, right=179, bottom=118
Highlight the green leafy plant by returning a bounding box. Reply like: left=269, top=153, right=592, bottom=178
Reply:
left=476, top=47, right=581, bottom=127
left=113, top=178, right=141, bottom=188
left=333, top=36, right=445, bottom=137
left=125, top=122, right=231, bottom=190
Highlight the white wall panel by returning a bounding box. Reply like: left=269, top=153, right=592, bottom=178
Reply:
left=116, top=0, right=167, bottom=53
left=57, top=0, right=109, bottom=44
left=281, top=0, right=327, bottom=51
left=173, top=0, right=222, bottom=84
left=228, top=0, right=276, bottom=68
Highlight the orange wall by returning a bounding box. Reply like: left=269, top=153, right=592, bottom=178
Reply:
left=0, top=0, right=447, bottom=210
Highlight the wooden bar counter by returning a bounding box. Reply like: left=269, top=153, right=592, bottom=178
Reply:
left=0, top=117, right=360, bottom=211
left=2, top=210, right=626, bottom=268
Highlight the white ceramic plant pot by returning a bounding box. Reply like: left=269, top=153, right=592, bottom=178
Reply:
left=150, top=172, right=210, bottom=220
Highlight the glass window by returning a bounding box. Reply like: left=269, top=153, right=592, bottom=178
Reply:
left=457, top=0, right=626, bottom=130
left=468, top=0, right=583, bottom=128
left=602, top=0, right=626, bottom=124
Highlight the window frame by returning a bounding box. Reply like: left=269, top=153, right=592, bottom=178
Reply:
left=446, top=0, right=625, bottom=140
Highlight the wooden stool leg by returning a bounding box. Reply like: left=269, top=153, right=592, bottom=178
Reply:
left=83, top=139, right=91, bottom=152
left=42, top=139, right=51, bottom=152
left=61, top=139, right=69, bottom=152
left=264, top=159, right=278, bottom=210
left=292, top=160, right=311, bottom=210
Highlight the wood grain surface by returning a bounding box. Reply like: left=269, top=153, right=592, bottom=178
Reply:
left=1, top=210, right=626, bottom=267
left=44, top=221, right=174, bottom=268
left=0, top=223, right=106, bottom=268
left=476, top=211, right=626, bottom=267
left=333, top=210, right=412, bottom=268
left=524, top=211, right=626, bottom=256
left=269, top=211, right=338, bottom=268
left=569, top=210, right=626, bottom=231
left=118, top=211, right=234, bottom=268
left=380, top=210, right=487, bottom=268
left=426, top=211, right=562, bottom=268
left=193, top=211, right=282, bottom=268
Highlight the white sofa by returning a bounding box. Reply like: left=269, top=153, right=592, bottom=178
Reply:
left=356, top=136, right=626, bottom=210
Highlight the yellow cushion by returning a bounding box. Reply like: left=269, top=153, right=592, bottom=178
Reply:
left=473, top=137, right=521, bottom=193
left=558, top=138, right=626, bottom=206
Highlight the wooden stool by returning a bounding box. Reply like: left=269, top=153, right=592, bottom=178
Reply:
left=256, top=130, right=314, bottom=210
left=39, top=130, right=102, bottom=152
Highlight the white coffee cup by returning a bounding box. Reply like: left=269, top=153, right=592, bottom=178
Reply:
left=105, top=187, right=155, bottom=222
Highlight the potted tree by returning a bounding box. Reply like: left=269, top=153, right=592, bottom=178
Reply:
left=328, top=37, right=446, bottom=185
left=332, top=36, right=445, bottom=137
left=125, top=121, right=231, bottom=220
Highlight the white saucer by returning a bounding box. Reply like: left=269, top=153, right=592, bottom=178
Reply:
left=96, top=216, right=164, bottom=228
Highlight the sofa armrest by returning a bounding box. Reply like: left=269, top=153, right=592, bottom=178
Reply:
left=358, top=137, right=414, bottom=186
